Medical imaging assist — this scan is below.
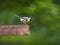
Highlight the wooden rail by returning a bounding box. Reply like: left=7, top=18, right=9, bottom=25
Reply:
left=0, top=25, right=30, bottom=35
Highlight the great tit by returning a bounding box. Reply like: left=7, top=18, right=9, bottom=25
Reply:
left=15, top=15, right=32, bottom=25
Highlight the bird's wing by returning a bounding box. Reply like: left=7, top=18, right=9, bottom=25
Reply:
left=22, top=17, right=30, bottom=19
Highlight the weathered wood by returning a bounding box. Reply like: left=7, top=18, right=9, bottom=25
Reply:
left=0, top=25, right=30, bottom=35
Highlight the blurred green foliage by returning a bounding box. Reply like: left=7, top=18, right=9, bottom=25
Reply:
left=0, top=0, right=60, bottom=45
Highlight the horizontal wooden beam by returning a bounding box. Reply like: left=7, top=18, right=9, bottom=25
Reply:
left=0, top=25, right=30, bottom=35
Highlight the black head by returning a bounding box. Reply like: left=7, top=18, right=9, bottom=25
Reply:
left=29, top=16, right=32, bottom=21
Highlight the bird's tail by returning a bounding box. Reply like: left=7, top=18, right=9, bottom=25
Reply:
left=15, top=15, right=20, bottom=19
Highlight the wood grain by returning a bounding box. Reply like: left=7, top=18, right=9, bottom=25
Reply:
left=0, top=25, right=30, bottom=35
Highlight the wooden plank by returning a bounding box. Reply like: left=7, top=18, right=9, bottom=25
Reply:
left=0, top=25, right=30, bottom=35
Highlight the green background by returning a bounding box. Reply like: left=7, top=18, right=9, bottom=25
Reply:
left=0, top=0, right=60, bottom=45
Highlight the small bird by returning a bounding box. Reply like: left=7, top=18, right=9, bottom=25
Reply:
left=15, top=15, right=32, bottom=25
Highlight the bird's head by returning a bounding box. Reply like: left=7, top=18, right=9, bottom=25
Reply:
left=29, top=16, right=32, bottom=21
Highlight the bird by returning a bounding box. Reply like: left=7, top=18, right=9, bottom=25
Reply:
left=15, top=15, right=32, bottom=25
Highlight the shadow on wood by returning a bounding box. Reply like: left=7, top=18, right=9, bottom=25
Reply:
left=0, top=25, right=30, bottom=35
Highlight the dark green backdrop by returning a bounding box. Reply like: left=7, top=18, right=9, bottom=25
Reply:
left=0, top=0, right=60, bottom=45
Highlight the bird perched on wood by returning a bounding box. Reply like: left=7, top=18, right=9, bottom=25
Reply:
left=15, top=15, right=32, bottom=25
